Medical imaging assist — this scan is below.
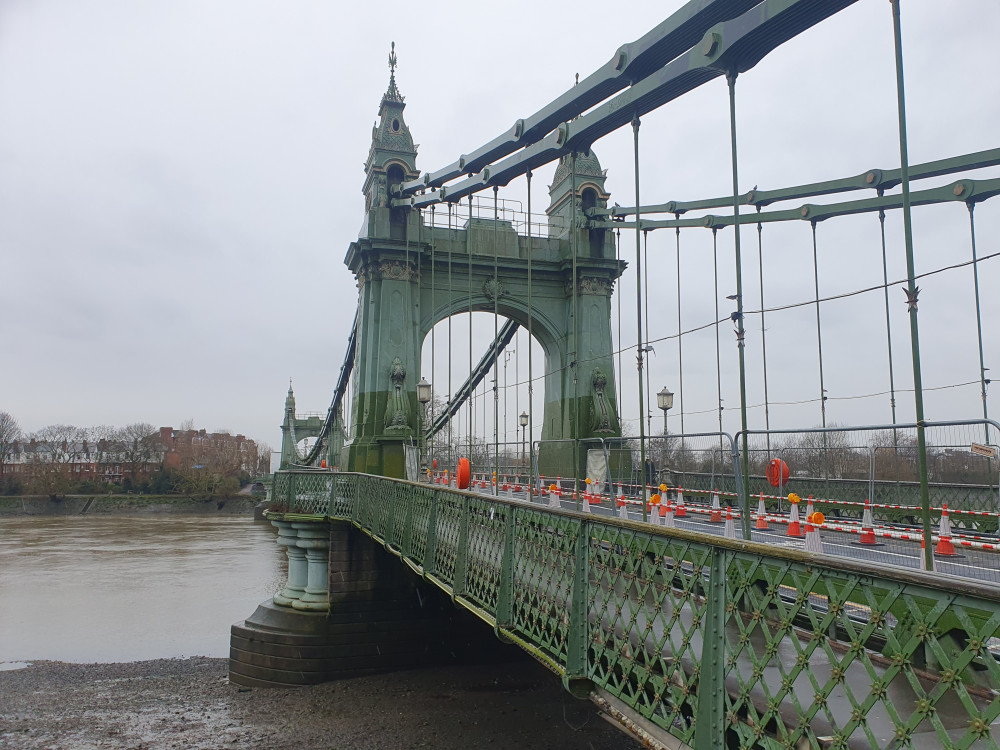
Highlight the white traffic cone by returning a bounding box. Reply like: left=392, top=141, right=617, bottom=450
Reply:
left=804, top=512, right=824, bottom=554
left=663, top=499, right=675, bottom=529
left=548, top=488, right=560, bottom=509
left=649, top=495, right=662, bottom=526
left=723, top=506, right=737, bottom=539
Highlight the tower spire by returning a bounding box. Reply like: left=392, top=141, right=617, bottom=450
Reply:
left=383, top=41, right=403, bottom=104
left=363, top=41, right=417, bottom=212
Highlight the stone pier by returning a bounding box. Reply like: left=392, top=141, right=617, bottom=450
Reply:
left=229, top=516, right=506, bottom=687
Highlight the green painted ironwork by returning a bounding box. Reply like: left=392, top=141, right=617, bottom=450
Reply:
left=273, top=470, right=1000, bottom=749
left=606, top=147, right=1000, bottom=217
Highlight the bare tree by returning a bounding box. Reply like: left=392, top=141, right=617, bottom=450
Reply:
left=256, top=442, right=273, bottom=474
left=26, top=424, right=87, bottom=498
left=0, top=411, right=21, bottom=477
left=114, top=422, right=159, bottom=482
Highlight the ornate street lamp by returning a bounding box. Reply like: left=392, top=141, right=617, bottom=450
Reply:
left=656, top=387, right=674, bottom=434
left=417, top=378, right=432, bottom=476
left=656, top=387, right=674, bottom=489
left=519, top=411, right=529, bottom=479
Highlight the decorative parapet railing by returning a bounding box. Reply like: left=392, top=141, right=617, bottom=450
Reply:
left=271, top=470, right=1000, bottom=749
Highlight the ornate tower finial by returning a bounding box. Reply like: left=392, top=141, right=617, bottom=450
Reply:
left=382, top=41, right=404, bottom=104
left=575, top=72, right=579, bottom=86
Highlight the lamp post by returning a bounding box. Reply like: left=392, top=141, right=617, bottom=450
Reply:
left=519, top=411, right=528, bottom=483
left=657, top=387, right=674, bottom=488
left=656, top=387, right=674, bottom=434
left=417, top=378, right=432, bottom=479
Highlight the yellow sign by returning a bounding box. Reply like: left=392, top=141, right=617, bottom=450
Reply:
left=971, top=442, right=997, bottom=458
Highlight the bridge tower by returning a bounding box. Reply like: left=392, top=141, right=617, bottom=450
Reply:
left=342, top=43, right=422, bottom=478
left=343, top=46, right=627, bottom=479
left=278, top=381, right=324, bottom=470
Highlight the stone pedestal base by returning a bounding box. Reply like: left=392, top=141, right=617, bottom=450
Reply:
left=230, top=521, right=511, bottom=687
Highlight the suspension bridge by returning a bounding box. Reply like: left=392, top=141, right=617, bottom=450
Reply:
left=232, top=2, right=1000, bottom=747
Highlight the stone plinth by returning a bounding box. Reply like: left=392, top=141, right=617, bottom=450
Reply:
left=229, top=518, right=507, bottom=687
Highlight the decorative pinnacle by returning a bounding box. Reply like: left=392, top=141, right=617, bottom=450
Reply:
left=382, top=41, right=404, bottom=104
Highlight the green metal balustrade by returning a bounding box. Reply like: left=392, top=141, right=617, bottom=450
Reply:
left=270, top=470, right=1000, bottom=749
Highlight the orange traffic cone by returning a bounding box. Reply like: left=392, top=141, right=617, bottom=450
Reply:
left=934, top=503, right=961, bottom=557
left=617, top=493, right=628, bottom=519
left=755, top=493, right=769, bottom=530
left=708, top=491, right=723, bottom=523
left=675, top=488, right=687, bottom=518
left=787, top=497, right=803, bottom=538
left=855, top=498, right=882, bottom=546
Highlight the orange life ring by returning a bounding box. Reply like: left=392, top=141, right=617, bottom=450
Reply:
left=456, top=457, right=471, bottom=490
left=766, top=458, right=790, bottom=488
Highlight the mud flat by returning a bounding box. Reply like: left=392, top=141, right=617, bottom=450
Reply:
left=0, top=656, right=640, bottom=749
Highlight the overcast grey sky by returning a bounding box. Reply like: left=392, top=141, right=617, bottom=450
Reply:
left=2, top=1, right=998, bottom=451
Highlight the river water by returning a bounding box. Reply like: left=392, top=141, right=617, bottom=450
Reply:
left=0, top=515, right=284, bottom=665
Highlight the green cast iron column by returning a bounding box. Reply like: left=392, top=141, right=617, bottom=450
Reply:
left=527, top=169, right=535, bottom=495
left=966, top=202, right=990, bottom=441
left=632, top=114, right=648, bottom=522
left=726, top=72, right=752, bottom=539
left=890, top=0, right=933, bottom=570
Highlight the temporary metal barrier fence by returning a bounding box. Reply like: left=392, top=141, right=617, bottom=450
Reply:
left=738, top=420, right=1000, bottom=540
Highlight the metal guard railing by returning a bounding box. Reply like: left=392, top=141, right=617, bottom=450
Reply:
left=271, top=470, right=1000, bottom=749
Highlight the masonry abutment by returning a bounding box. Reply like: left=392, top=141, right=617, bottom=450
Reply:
left=230, top=519, right=510, bottom=687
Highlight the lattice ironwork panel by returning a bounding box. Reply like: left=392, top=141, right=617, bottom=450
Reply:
left=366, top=477, right=405, bottom=542
left=432, top=491, right=464, bottom=588
left=407, top=485, right=435, bottom=563
left=354, top=475, right=376, bottom=528
left=511, top=507, right=581, bottom=665
left=464, top=496, right=508, bottom=614
left=271, top=472, right=290, bottom=509
left=290, top=473, right=331, bottom=514
left=723, top=554, right=1000, bottom=749
left=586, top=523, right=712, bottom=744
left=332, top=474, right=356, bottom=517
